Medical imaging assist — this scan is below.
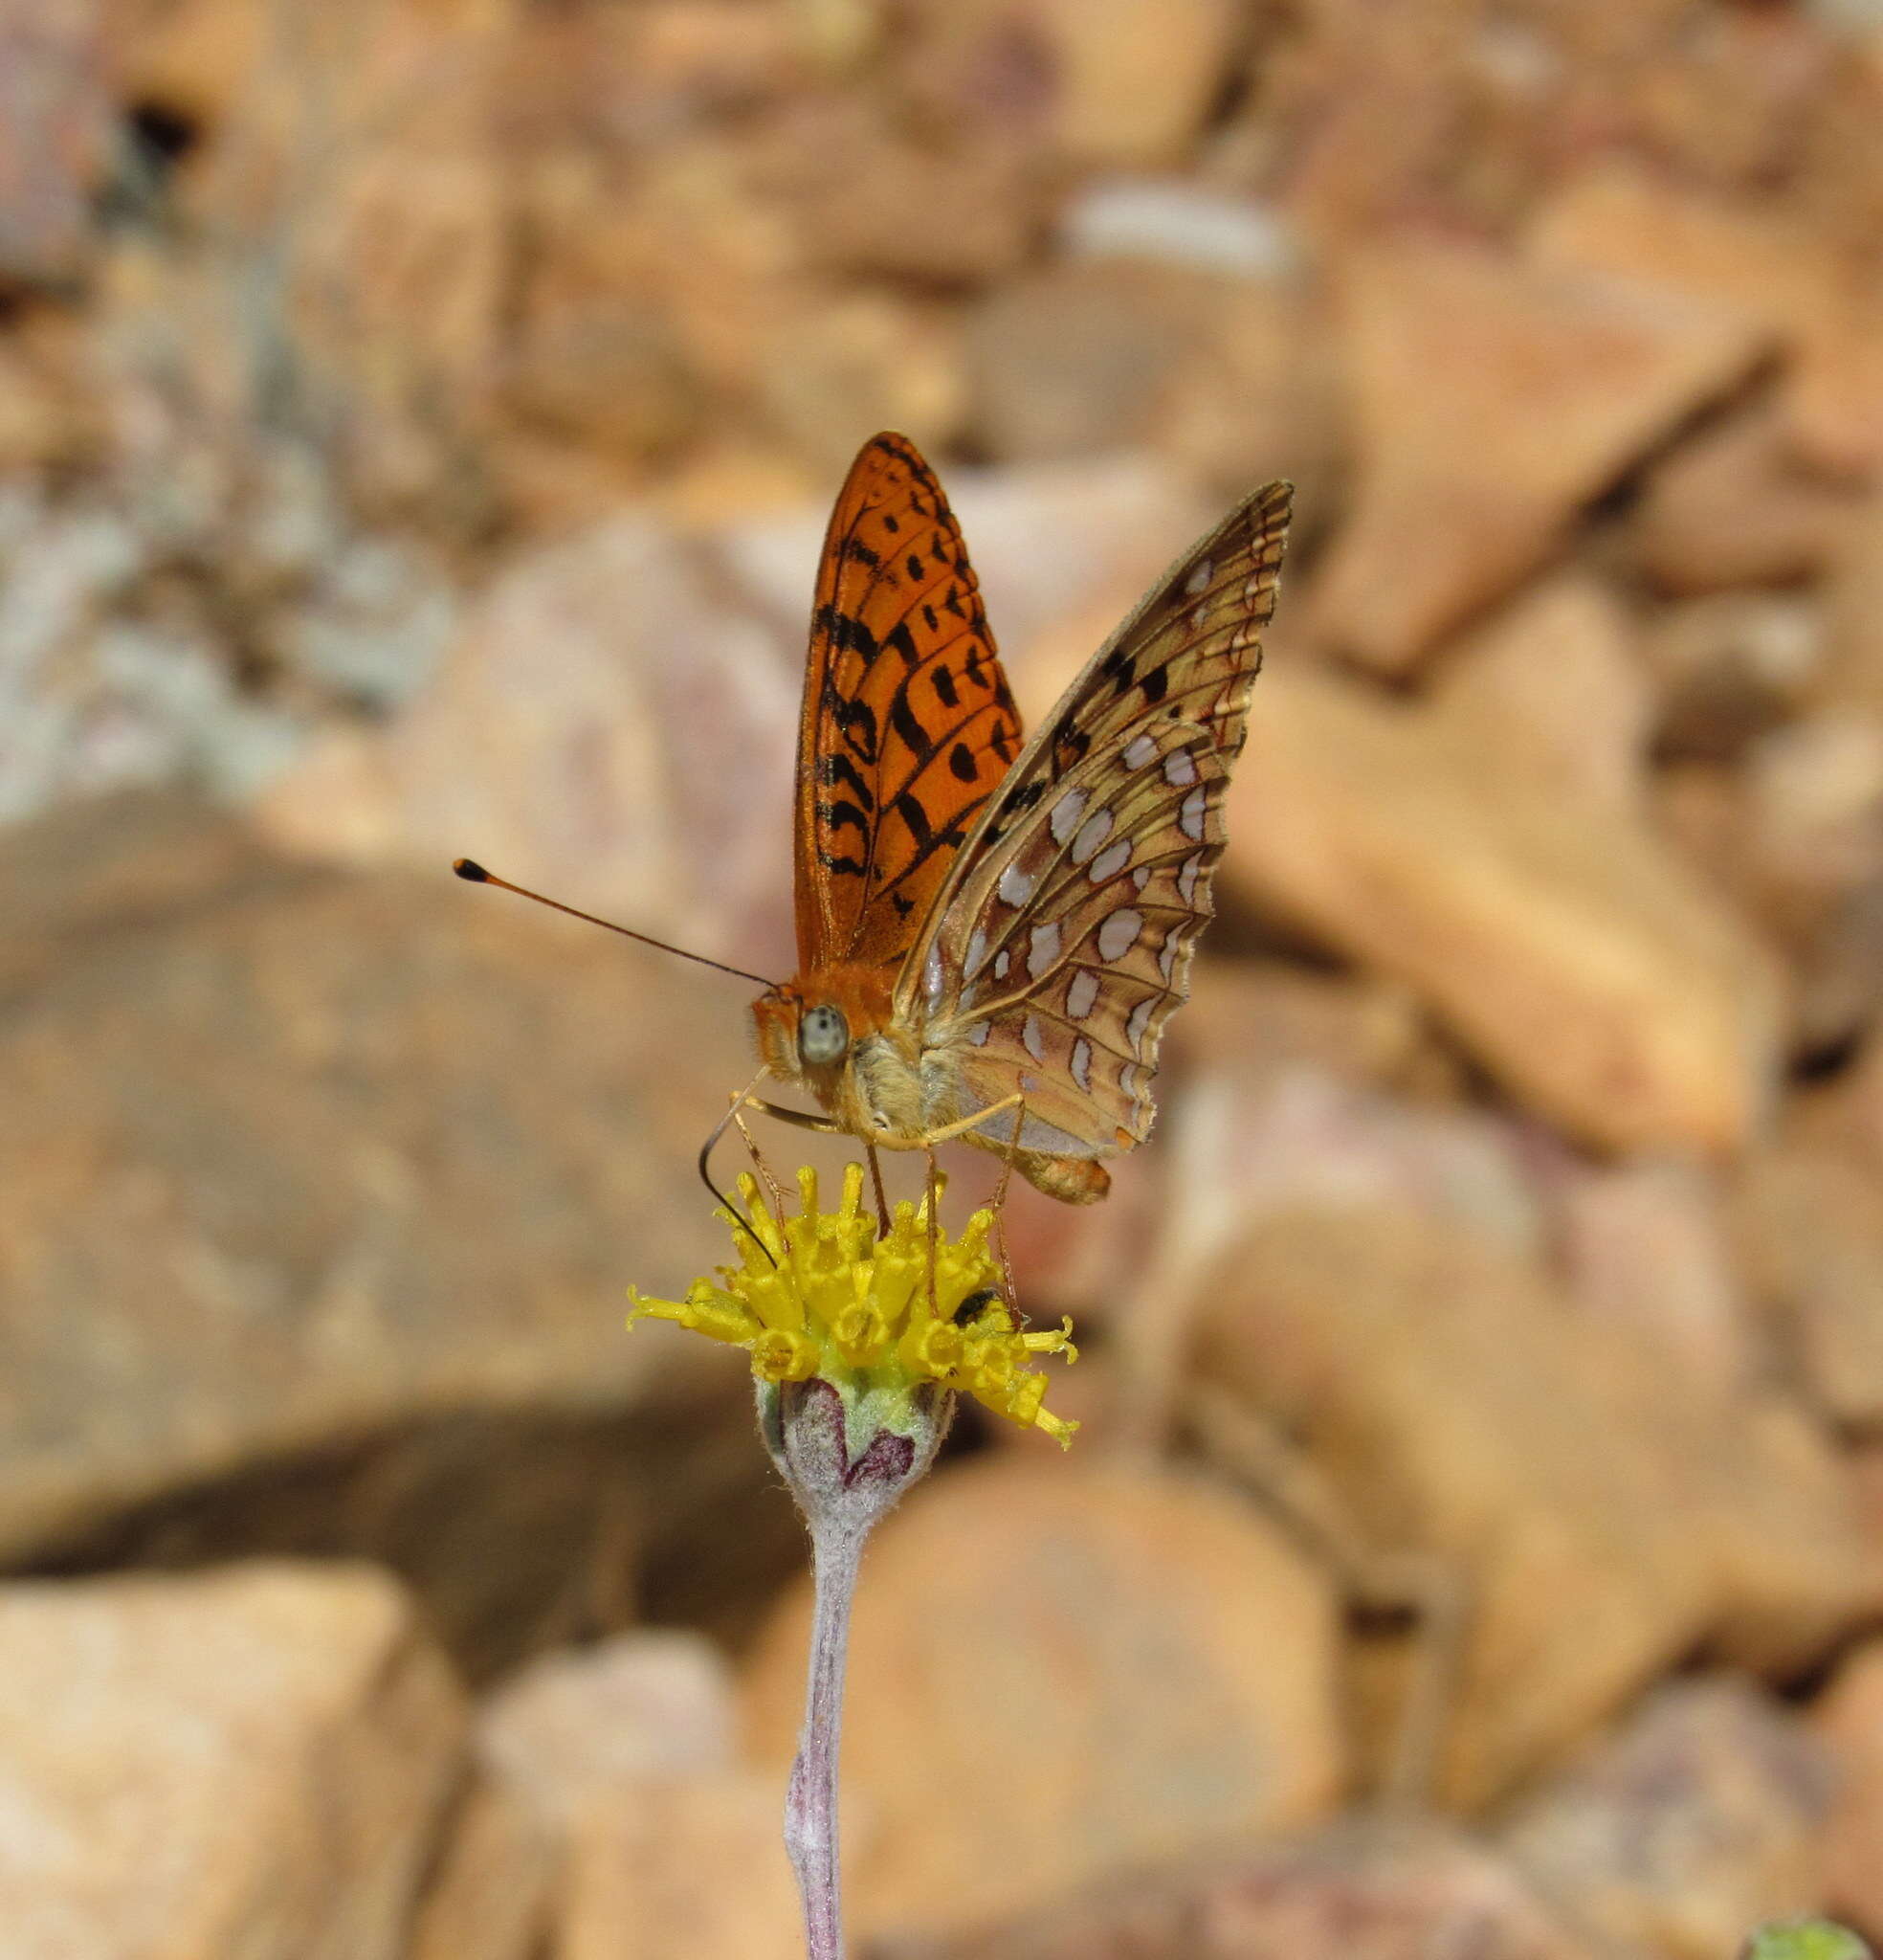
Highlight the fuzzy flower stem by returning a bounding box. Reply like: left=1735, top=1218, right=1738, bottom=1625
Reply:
left=786, top=1509, right=867, bottom=1960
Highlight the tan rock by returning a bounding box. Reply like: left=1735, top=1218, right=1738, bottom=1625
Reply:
left=477, top=1631, right=738, bottom=1826
left=1623, top=7, right=1834, bottom=194
left=1040, top=0, right=1242, bottom=165
left=256, top=513, right=800, bottom=973
left=1166, top=959, right=1451, bottom=1100
left=1499, top=1678, right=1830, bottom=1960
left=1157, top=271, right=1346, bottom=520
left=107, top=0, right=267, bottom=131
left=741, top=1459, right=1345, bottom=1942
left=963, top=253, right=1341, bottom=500
left=1618, top=404, right=1860, bottom=595
left=0, top=318, right=99, bottom=473
left=753, top=290, right=967, bottom=479
left=0, top=796, right=778, bottom=1672
left=557, top=1775, right=801, bottom=1960
left=410, top=1783, right=553, bottom=1960
left=754, top=99, right=1041, bottom=284
left=964, top=260, right=1201, bottom=462
left=426, top=1631, right=765, bottom=1960
left=178, top=0, right=516, bottom=506
left=1849, top=1446, right=1883, bottom=1622
left=1191, top=1198, right=1870, bottom=1805
left=410, top=1620, right=815, bottom=1960
left=1644, top=593, right=1826, bottom=763
left=1811, top=1034, right=1883, bottom=1170
left=1814, top=1641, right=1883, bottom=1937
left=503, top=292, right=705, bottom=465
left=1823, top=494, right=1883, bottom=724
left=1743, top=712, right=1883, bottom=922
left=0, top=1562, right=465, bottom=1960
left=506, top=139, right=796, bottom=434
left=896, top=0, right=1240, bottom=168
left=1105, top=1057, right=1542, bottom=1451
left=1532, top=163, right=1883, bottom=476
left=1225, top=655, right=1783, bottom=1154
left=876, top=1821, right=1602, bottom=1960
left=1790, top=874, right=1883, bottom=1059
left=1739, top=1142, right=1883, bottom=1428
left=1437, top=575, right=1651, bottom=813
left=0, top=0, right=108, bottom=285
left=1548, top=1153, right=1757, bottom=1398
left=1228, top=9, right=1519, bottom=242
left=1156, top=1062, right=1548, bottom=1277
left=1307, top=236, right=1761, bottom=671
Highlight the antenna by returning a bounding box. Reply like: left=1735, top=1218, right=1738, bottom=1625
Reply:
left=452, top=859, right=779, bottom=990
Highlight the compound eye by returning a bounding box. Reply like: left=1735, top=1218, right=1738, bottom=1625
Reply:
left=798, top=1003, right=850, bottom=1067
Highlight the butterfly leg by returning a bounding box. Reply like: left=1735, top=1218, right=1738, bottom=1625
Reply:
left=865, top=1142, right=892, bottom=1239
left=731, top=1101, right=791, bottom=1221
left=740, top=1095, right=848, bottom=1136
left=987, top=1096, right=1029, bottom=1307
left=891, top=1091, right=1027, bottom=1150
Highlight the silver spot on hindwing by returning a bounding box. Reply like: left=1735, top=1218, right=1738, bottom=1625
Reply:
left=966, top=1021, right=989, bottom=1046
left=1163, top=747, right=1197, bottom=789
left=1180, top=784, right=1207, bottom=840
left=966, top=926, right=987, bottom=975
left=1185, top=559, right=1213, bottom=596
left=1071, top=808, right=1113, bottom=865
left=999, top=863, right=1035, bottom=907
left=1088, top=838, right=1132, bottom=883
left=1028, top=922, right=1061, bottom=977
left=1022, top=1013, right=1045, bottom=1061
left=1127, top=996, right=1154, bottom=1051
left=1123, top=732, right=1158, bottom=769
left=1097, top=909, right=1142, bottom=962
left=1066, top=969, right=1099, bottom=1020
left=1071, top=1037, right=1093, bottom=1092
left=993, top=947, right=1011, bottom=981
left=1178, top=853, right=1203, bottom=904
left=1049, top=788, right=1088, bottom=847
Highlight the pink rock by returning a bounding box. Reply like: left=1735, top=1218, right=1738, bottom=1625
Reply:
left=1814, top=1640, right=1883, bottom=1939
left=877, top=1822, right=1601, bottom=1960
left=1499, top=1678, right=1830, bottom=1960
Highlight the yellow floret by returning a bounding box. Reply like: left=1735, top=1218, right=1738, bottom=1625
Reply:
left=628, top=1164, right=1077, bottom=1447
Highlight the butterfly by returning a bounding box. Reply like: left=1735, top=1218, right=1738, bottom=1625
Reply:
left=748, top=433, right=1293, bottom=1206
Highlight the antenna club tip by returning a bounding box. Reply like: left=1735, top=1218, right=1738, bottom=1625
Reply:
left=453, top=858, right=490, bottom=882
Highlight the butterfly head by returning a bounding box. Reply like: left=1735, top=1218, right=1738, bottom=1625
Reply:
left=752, top=967, right=902, bottom=1103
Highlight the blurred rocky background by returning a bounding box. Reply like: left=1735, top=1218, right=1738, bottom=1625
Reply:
left=5, top=0, right=1883, bottom=1954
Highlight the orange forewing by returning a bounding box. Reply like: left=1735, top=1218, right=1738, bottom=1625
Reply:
left=794, top=434, right=1024, bottom=979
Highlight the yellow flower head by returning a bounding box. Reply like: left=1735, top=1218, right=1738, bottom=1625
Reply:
left=628, top=1164, right=1077, bottom=1448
